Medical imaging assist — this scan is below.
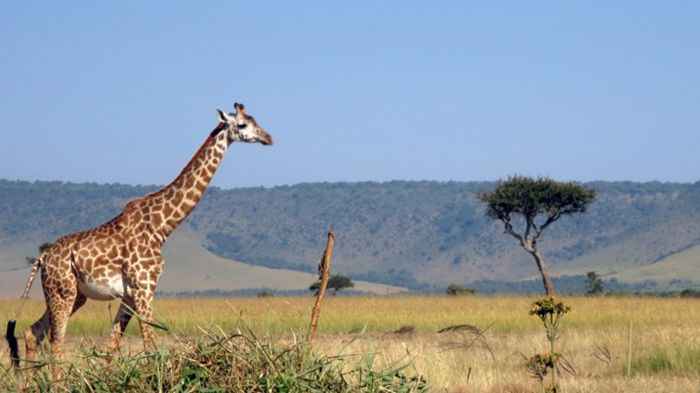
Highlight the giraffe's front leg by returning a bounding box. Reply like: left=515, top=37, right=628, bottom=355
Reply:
left=126, top=257, right=163, bottom=351
left=107, top=296, right=136, bottom=354
left=129, top=288, right=158, bottom=351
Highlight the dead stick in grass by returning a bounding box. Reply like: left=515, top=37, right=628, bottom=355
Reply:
left=5, top=320, right=19, bottom=368
left=308, top=229, right=335, bottom=343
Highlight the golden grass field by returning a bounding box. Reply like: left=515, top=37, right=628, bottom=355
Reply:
left=2, top=296, right=700, bottom=392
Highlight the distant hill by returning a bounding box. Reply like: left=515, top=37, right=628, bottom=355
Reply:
left=1, top=179, right=699, bottom=291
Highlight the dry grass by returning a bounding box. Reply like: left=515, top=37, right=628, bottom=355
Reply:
left=2, top=296, right=700, bottom=392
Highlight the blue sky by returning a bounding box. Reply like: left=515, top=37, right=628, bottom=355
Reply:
left=1, top=2, right=698, bottom=188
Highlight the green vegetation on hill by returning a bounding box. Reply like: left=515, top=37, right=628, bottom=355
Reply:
left=1, top=179, right=700, bottom=289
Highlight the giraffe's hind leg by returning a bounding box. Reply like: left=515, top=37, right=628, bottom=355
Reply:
left=22, top=293, right=85, bottom=370
left=23, top=309, right=50, bottom=366
left=24, top=270, right=52, bottom=366
left=39, top=275, right=81, bottom=379
left=47, top=290, right=84, bottom=358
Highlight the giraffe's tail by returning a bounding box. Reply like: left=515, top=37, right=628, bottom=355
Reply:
left=6, top=256, right=43, bottom=368
left=21, top=256, right=43, bottom=300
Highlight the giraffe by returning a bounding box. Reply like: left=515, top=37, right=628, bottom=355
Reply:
left=18, top=102, right=273, bottom=366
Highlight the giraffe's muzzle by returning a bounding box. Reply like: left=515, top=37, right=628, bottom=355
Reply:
left=258, top=129, right=273, bottom=146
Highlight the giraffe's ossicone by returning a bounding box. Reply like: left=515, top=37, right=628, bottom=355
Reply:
left=11, top=102, right=273, bottom=374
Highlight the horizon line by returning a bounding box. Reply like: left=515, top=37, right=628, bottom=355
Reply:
left=1, top=176, right=698, bottom=191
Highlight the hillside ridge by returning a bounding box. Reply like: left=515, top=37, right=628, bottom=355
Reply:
left=1, top=178, right=699, bottom=289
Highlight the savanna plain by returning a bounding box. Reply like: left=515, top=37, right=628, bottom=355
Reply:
left=1, top=296, right=700, bottom=392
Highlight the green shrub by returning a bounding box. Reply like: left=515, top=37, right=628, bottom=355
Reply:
left=630, top=346, right=700, bottom=376
left=631, top=350, right=673, bottom=375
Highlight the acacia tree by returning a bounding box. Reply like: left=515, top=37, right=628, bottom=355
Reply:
left=479, top=176, right=596, bottom=296
left=585, top=271, right=604, bottom=295
left=310, top=274, right=354, bottom=296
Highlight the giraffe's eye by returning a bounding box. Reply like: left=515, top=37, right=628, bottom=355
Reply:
left=237, top=123, right=247, bottom=129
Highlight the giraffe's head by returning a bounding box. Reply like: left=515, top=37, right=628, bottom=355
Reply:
left=217, top=102, right=273, bottom=145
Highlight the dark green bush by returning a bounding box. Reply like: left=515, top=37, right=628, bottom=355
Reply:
left=445, top=284, right=476, bottom=296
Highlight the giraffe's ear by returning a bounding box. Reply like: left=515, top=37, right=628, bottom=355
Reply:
left=217, top=109, right=231, bottom=122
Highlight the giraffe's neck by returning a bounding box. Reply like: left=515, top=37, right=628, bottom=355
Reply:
left=142, top=127, right=229, bottom=240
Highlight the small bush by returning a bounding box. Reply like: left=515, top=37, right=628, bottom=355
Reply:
left=679, top=289, right=700, bottom=298
left=256, top=290, right=274, bottom=298
left=526, top=297, right=572, bottom=393
left=446, top=284, right=476, bottom=296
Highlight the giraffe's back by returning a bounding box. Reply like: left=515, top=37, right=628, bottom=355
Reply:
left=39, top=207, right=143, bottom=301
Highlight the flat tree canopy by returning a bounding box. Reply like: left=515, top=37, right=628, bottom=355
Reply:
left=479, top=176, right=596, bottom=295
left=310, top=274, right=354, bottom=295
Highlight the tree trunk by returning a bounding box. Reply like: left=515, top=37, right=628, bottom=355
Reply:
left=308, top=230, right=335, bottom=342
left=530, top=250, right=555, bottom=296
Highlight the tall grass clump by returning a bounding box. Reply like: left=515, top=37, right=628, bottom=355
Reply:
left=0, top=327, right=428, bottom=393
left=630, top=345, right=700, bottom=377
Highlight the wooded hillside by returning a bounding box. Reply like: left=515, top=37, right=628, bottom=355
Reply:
left=2, top=179, right=699, bottom=289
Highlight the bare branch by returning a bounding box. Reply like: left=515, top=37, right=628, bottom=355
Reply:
left=533, top=211, right=561, bottom=241
left=524, top=216, right=532, bottom=241
left=502, top=218, right=526, bottom=248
